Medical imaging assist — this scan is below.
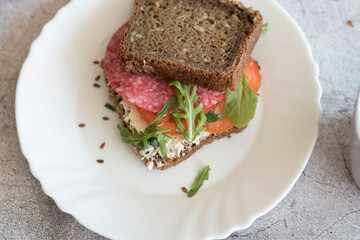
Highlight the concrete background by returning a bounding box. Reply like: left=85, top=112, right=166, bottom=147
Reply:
left=1, top=0, right=360, bottom=239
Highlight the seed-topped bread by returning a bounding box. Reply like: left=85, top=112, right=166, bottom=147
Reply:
left=118, top=0, right=263, bottom=92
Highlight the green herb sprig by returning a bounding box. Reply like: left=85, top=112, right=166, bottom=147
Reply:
left=105, top=103, right=116, bottom=112
left=224, top=75, right=258, bottom=128
left=119, top=96, right=177, bottom=159
left=262, top=23, right=268, bottom=34
left=206, top=110, right=224, bottom=123
left=187, top=165, right=211, bottom=198
left=169, top=81, right=207, bottom=142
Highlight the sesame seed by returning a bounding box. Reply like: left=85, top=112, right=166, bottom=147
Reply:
left=194, top=25, right=205, bottom=32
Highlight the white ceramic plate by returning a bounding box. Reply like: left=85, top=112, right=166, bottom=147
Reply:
left=16, top=0, right=321, bottom=239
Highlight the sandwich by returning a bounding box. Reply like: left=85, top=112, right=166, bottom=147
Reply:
left=103, top=0, right=263, bottom=170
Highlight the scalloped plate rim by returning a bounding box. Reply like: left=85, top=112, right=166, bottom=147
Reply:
left=15, top=0, right=321, bottom=239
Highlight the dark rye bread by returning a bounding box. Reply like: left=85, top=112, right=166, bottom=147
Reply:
left=118, top=0, right=263, bottom=92
left=105, top=78, right=247, bottom=170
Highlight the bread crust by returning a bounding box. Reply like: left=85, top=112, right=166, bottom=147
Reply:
left=155, top=126, right=246, bottom=170
left=118, top=0, right=263, bottom=92
left=105, top=78, right=247, bottom=170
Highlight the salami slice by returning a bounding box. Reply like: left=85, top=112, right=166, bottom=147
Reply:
left=105, top=23, right=225, bottom=113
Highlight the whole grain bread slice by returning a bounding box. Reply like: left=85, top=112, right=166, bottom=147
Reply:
left=105, top=78, right=247, bottom=170
left=118, top=0, right=263, bottom=92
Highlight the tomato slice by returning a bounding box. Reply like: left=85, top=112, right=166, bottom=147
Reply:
left=136, top=107, right=160, bottom=124
left=137, top=99, right=233, bottom=135
left=136, top=57, right=261, bottom=135
left=157, top=117, right=182, bottom=136
left=136, top=104, right=214, bottom=136
left=136, top=106, right=181, bottom=135
left=244, top=57, right=262, bottom=93
left=205, top=98, right=234, bottom=133
left=205, top=57, right=261, bottom=133
left=201, top=105, right=214, bottom=114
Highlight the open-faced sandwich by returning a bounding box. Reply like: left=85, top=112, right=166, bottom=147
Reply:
left=103, top=0, right=263, bottom=170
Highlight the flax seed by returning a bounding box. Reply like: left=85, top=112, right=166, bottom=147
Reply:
left=348, top=20, right=355, bottom=28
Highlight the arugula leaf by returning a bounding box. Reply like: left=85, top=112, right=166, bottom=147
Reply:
left=157, top=134, right=168, bottom=159
left=153, top=96, right=177, bottom=123
left=119, top=96, right=177, bottom=158
left=206, top=110, right=224, bottom=123
left=187, top=165, right=211, bottom=198
left=224, top=75, right=258, bottom=128
left=169, top=81, right=207, bottom=142
left=119, top=125, right=167, bottom=147
left=262, top=23, right=268, bottom=34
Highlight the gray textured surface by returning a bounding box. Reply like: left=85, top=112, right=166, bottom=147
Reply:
left=1, top=0, right=360, bottom=239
